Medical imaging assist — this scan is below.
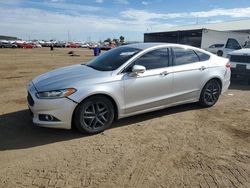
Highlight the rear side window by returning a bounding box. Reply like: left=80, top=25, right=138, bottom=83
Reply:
left=134, top=48, right=169, bottom=70
left=173, top=47, right=199, bottom=66
left=195, top=51, right=210, bottom=61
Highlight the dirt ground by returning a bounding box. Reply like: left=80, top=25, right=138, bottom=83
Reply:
left=0, top=48, right=249, bottom=188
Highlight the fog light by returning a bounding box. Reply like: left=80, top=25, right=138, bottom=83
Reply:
left=39, top=114, right=60, bottom=122
left=45, top=115, right=53, bottom=121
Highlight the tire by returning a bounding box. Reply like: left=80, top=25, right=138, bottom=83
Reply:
left=74, top=96, right=114, bottom=134
left=217, top=50, right=223, bottom=57
left=199, top=79, right=221, bottom=107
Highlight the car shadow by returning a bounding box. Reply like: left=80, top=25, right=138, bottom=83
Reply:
left=113, top=103, right=200, bottom=128
left=0, top=110, right=83, bottom=151
left=0, top=103, right=200, bottom=151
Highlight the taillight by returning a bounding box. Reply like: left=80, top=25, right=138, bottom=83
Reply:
left=226, top=62, right=230, bottom=68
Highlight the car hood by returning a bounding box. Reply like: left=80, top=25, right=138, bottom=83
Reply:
left=32, top=64, right=111, bottom=91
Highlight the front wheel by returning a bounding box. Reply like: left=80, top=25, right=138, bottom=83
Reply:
left=74, top=96, right=114, bottom=134
left=199, top=79, right=221, bottom=107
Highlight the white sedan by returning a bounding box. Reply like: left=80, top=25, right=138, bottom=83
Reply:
left=27, top=43, right=231, bottom=134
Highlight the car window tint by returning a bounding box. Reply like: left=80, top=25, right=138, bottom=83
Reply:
left=225, top=38, right=241, bottom=50
left=173, top=47, right=199, bottom=66
left=195, top=51, right=210, bottom=61
left=214, top=44, right=224, bottom=48
left=134, top=48, right=169, bottom=70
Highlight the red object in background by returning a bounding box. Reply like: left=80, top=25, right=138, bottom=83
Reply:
left=16, top=43, right=34, bottom=48
left=68, top=43, right=80, bottom=48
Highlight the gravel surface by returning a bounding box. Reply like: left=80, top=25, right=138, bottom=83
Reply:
left=0, top=48, right=249, bottom=188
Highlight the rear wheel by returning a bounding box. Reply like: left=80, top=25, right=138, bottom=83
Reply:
left=199, top=79, right=221, bottom=107
left=74, top=96, right=114, bottom=134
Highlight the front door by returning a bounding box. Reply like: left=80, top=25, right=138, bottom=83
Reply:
left=123, top=48, right=173, bottom=115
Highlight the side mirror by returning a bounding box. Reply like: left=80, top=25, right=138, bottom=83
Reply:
left=132, top=65, right=146, bottom=74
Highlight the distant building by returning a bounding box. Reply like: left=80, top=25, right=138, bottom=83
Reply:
left=144, top=19, right=250, bottom=48
left=0, top=35, right=19, bottom=41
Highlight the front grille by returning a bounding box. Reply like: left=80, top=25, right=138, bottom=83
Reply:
left=230, top=55, right=250, bottom=63
left=27, top=92, right=34, bottom=106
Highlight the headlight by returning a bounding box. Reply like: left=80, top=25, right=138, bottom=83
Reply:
left=36, top=88, right=76, bottom=99
left=226, top=54, right=231, bottom=59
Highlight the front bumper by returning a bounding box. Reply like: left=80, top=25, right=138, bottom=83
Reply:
left=27, top=83, right=78, bottom=129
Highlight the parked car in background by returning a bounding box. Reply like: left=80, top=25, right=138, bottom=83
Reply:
left=0, top=42, right=17, bottom=48
left=67, top=43, right=80, bottom=48
left=88, top=43, right=98, bottom=49
left=54, top=42, right=66, bottom=48
left=79, top=43, right=89, bottom=48
left=27, top=43, right=231, bottom=134
left=206, top=44, right=224, bottom=54
left=33, top=43, right=42, bottom=48
left=227, top=48, right=250, bottom=84
left=41, top=42, right=52, bottom=47
left=206, top=38, right=241, bottom=57
left=16, top=43, right=34, bottom=48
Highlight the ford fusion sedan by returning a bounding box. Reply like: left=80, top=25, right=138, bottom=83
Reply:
left=27, top=43, right=231, bottom=134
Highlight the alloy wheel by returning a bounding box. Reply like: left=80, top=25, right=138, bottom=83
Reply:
left=204, top=80, right=220, bottom=105
left=82, top=102, right=109, bottom=129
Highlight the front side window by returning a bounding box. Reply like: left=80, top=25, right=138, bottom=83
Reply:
left=133, top=48, right=169, bottom=70
left=86, top=47, right=141, bottom=71
left=173, top=47, right=199, bottom=66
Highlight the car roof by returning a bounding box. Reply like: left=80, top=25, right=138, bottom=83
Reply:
left=124, top=42, right=175, bottom=50
left=123, top=42, right=212, bottom=55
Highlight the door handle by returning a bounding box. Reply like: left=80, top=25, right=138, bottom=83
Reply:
left=199, top=66, right=206, bottom=71
left=160, top=71, right=169, bottom=76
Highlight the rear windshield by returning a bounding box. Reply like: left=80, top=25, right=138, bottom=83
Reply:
left=86, top=47, right=141, bottom=71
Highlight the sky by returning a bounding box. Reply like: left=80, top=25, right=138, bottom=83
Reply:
left=0, top=0, right=250, bottom=42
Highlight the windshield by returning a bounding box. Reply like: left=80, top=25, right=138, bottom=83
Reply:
left=244, top=43, right=250, bottom=48
left=86, top=47, right=141, bottom=71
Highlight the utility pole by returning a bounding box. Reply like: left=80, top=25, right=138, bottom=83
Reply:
left=67, top=30, right=70, bottom=42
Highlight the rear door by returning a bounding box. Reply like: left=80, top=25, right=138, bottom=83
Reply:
left=171, top=47, right=210, bottom=103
